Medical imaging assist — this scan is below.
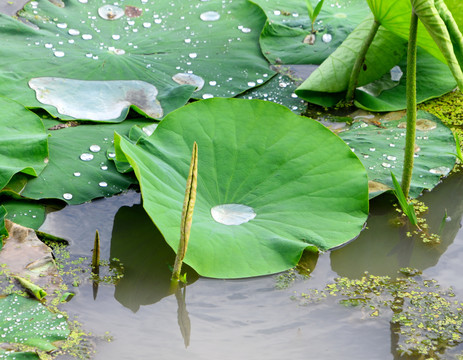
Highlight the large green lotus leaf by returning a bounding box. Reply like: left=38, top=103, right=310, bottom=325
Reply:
left=339, top=111, right=456, bottom=199
left=2, top=200, right=46, bottom=230
left=0, top=294, right=69, bottom=352
left=250, top=0, right=370, bottom=65
left=354, top=48, right=457, bottom=111
left=295, top=17, right=407, bottom=107
left=114, top=98, right=369, bottom=278
left=6, top=119, right=149, bottom=205
left=0, top=97, right=48, bottom=190
left=0, top=0, right=274, bottom=121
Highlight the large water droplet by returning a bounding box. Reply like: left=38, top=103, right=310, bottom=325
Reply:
left=429, top=166, right=450, bottom=175
left=63, top=193, right=73, bottom=200
left=82, top=34, right=93, bottom=40
left=172, top=73, right=204, bottom=91
left=80, top=153, right=94, bottom=161
left=89, top=144, right=101, bottom=152
left=416, top=119, right=437, bottom=131
left=98, top=5, right=124, bottom=20
left=322, top=33, right=332, bottom=43
left=54, top=51, right=65, bottom=57
left=200, top=11, right=220, bottom=21
left=99, top=181, right=108, bottom=187
left=211, top=204, right=256, bottom=225
left=68, top=29, right=80, bottom=36
left=73, top=172, right=81, bottom=177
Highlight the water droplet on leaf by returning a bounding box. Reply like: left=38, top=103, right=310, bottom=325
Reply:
left=211, top=204, right=256, bottom=225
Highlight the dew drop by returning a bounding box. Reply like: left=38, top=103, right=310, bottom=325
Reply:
left=143, top=22, right=151, bottom=28
left=82, top=34, right=93, bottom=40
left=202, top=93, right=214, bottom=99
left=73, top=172, right=81, bottom=177
left=100, top=165, right=108, bottom=170
left=98, top=5, right=124, bottom=20
left=369, top=147, right=376, bottom=152
left=200, top=11, right=220, bottom=21
left=211, top=204, right=256, bottom=225
left=188, top=53, right=197, bottom=59
left=89, top=144, right=101, bottom=152
left=387, top=155, right=397, bottom=161
left=45, top=43, right=53, bottom=49
left=57, top=23, right=67, bottom=29
left=63, top=193, right=73, bottom=200
left=80, top=153, right=94, bottom=161
left=54, top=51, right=65, bottom=57
left=322, top=33, right=332, bottom=43
left=99, top=181, right=108, bottom=187
left=68, top=29, right=80, bottom=36
left=381, top=162, right=391, bottom=168
left=108, top=152, right=116, bottom=158
left=112, top=34, right=121, bottom=40
left=273, top=10, right=281, bottom=15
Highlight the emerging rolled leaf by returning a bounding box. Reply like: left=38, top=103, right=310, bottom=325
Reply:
left=115, top=98, right=369, bottom=278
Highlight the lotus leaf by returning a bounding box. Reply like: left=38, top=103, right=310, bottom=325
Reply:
left=339, top=111, right=456, bottom=198
left=0, top=294, right=69, bottom=352
left=251, top=0, right=370, bottom=64
left=354, top=49, right=457, bottom=111
left=6, top=119, right=149, bottom=205
left=296, top=17, right=407, bottom=107
left=0, top=350, right=39, bottom=360
left=3, top=200, right=46, bottom=230
left=114, top=98, right=369, bottom=278
left=0, top=0, right=274, bottom=121
left=0, top=97, right=48, bottom=191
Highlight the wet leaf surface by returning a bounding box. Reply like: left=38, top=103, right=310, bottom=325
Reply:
left=0, top=0, right=274, bottom=121
left=339, top=110, right=456, bottom=198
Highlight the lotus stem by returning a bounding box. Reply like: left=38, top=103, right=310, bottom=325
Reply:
left=92, top=229, right=100, bottom=275
left=345, top=18, right=380, bottom=102
left=171, top=142, right=198, bottom=284
left=401, top=10, right=418, bottom=198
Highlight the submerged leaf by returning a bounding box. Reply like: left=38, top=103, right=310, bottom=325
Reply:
left=115, top=98, right=369, bottom=278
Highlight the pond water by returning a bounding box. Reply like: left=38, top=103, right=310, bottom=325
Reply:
left=39, top=170, right=463, bottom=360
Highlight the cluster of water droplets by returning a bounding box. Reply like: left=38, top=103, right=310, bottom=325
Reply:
left=0, top=295, right=68, bottom=347
left=62, top=138, right=117, bottom=201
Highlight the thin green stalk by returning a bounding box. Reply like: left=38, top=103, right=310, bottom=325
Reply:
left=345, top=19, right=380, bottom=102
left=401, top=10, right=419, bottom=198
left=171, top=142, right=198, bottom=284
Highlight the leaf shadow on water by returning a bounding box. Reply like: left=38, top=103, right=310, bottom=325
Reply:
left=330, top=171, right=463, bottom=278
left=109, top=203, right=198, bottom=313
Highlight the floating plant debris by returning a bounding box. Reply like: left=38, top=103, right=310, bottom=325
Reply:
left=29, top=78, right=163, bottom=121
left=98, top=5, right=124, bottom=20
left=210, top=204, right=257, bottom=225
left=124, top=5, right=142, bottom=18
